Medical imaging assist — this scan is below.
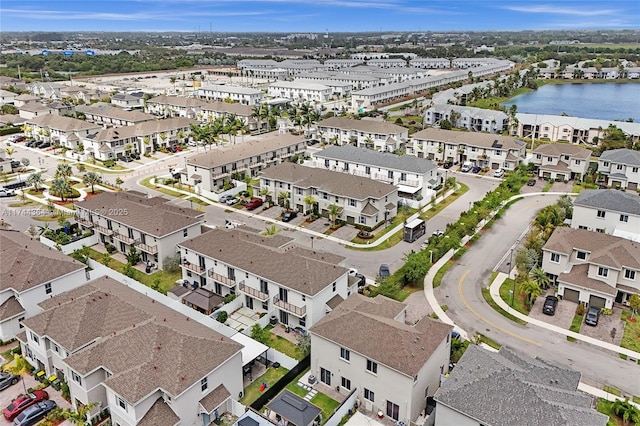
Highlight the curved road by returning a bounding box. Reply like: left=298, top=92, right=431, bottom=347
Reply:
left=436, top=194, right=640, bottom=395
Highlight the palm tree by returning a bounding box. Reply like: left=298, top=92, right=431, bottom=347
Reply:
left=327, top=204, right=341, bottom=226
left=170, top=76, right=177, bottom=93
left=51, top=178, right=71, bottom=202
left=142, top=136, right=151, bottom=154
left=259, top=187, right=272, bottom=205
left=5, top=147, right=15, bottom=158
left=55, top=162, right=73, bottom=183
left=159, top=132, right=168, bottom=149
left=529, top=267, right=550, bottom=289
left=520, top=280, right=543, bottom=308
left=612, top=399, right=640, bottom=425
left=252, top=104, right=263, bottom=132
left=62, top=402, right=100, bottom=425
left=278, top=191, right=290, bottom=207
left=177, top=130, right=186, bottom=145
left=83, top=171, right=101, bottom=194
left=303, top=195, right=316, bottom=215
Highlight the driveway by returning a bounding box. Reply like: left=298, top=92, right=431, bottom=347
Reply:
left=550, top=180, right=574, bottom=193
left=528, top=292, right=576, bottom=330
left=579, top=308, right=625, bottom=346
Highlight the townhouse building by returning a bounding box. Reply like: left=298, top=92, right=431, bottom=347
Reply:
left=514, top=113, right=640, bottom=145
left=541, top=227, right=640, bottom=309
left=27, top=82, right=66, bottom=99
left=294, top=79, right=353, bottom=98
left=571, top=189, right=640, bottom=242
left=365, top=58, right=407, bottom=68
left=197, top=85, right=263, bottom=105
left=316, top=117, right=408, bottom=152
left=424, top=104, right=508, bottom=133
left=59, top=86, right=106, bottom=104
left=531, top=143, right=592, bottom=181
left=111, top=92, right=144, bottom=109
left=267, top=81, right=332, bottom=103
left=0, top=89, right=16, bottom=105
left=451, top=57, right=503, bottom=69
left=296, top=72, right=381, bottom=91
left=598, top=148, right=640, bottom=191
left=313, top=145, right=439, bottom=208
left=410, top=128, right=526, bottom=171
left=178, top=228, right=352, bottom=329
left=0, top=231, right=88, bottom=341
left=75, top=192, right=205, bottom=269
left=409, top=57, right=450, bottom=69
left=183, top=134, right=306, bottom=194
left=351, top=81, right=411, bottom=111
left=18, top=102, right=57, bottom=120
left=18, top=276, right=244, bottom=426
left=260, top=162, right=399, bottom=228
left=25, top=114, right=101, bottom=150
left=434, top=345, right=607, bottom=426
left=310, top=294, right=452, bottom=424
left=324, top=59, right=364, bottom=70
left=77, top=103, right=156, bottom=127
left=13, top=94, right=39, bottom=108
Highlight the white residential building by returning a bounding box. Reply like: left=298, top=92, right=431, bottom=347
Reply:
left=25, top=114, right=101, bottom=150
left=542, top=227, right=640, bottom=309
left=324, top=59, right=364, bottom=70
left=366, top=58, right=407, bottom=68
left=598, top=148, right=640, bottom=191
left=310, top=294, right=452, bottom=424
left=531, top=143, right=592, bottom=181
left=111, top=92, right=145, bottom=109
left=0, top=231, right=89, bottom=342
left=198, top=85, right=263, bottom=105
left=267, top=81, right=332, bottom=103
left=409, top=57, right=450, bottom=69
left=572, top=189, right=640, bottom=242
left=76, top=103, right=156, bottom=127
left=316, top=117, right=408, bottom=152
left=424, top=104, right=508, bottom=133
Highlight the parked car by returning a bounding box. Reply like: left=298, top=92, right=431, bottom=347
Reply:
left=32, top=141, right=44, bottom=148
left=12, top=136, right=26, bottom=143
left=38, top=142, right=51, bottom=149
left=3, top=390, right=49, bottom=420
left=10, top=160, right=21, bottom=169
left=12, top=400, right=57, bottom=426
left=471, top=166, right=482, bottom=174
left=225, top=197, right=239, bottom=206
left=527, top=178, right=537, bottom=186
left=0, top=372, right=19, bottom=391
left=584, top=307, right=600, bottom=326
left=378, top=264, right=390, bottom=280
left=0, top=188, right=15, bottom=197
left=542, top=295, right=558, bottom=315
left=281, top=210, right=298, bottom=222
left=494, top=169, right=505, bottom=178
left=25, top=140, right=38, bottom=148
left=218, top=194, right=233, bottom=203
left=187, top=140, right=197, bottom=147
left=443, top=161, right=453, bottom=169
left=245, top=198, right=263, bottom=210
left=131, top=152, right=141, bottom=160
left=461, top=161, right=473, bottom=172
left=121, top=156, right=133, bottom=163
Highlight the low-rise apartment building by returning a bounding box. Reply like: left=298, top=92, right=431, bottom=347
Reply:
left=75, top=192, right=204, bottom=269
left=183, top=134, right=306, bottom=194
left=267, top=81, right=332, bottom=103
left=197, top=85, right=263, bottom=105
left=365, top=58, right=407, bottom=68
left=316, top=117, right=408, bottom=152
left=310, top=294, right=452, bottom=424
left=260, top=162, right=399, bottom=228
left=424, top=104, right=508, bottom=133
left=0, top=231, right=88, bottom=341
left=18, top=276, right=243, bottom=426
left=410, top=128, right=526, bottom=171
left=25, top=114, right=101, bottom=150
left=531, top=143, right=592, bottom=181
left=598, top=148, right=640, bottom=191
left=178, top=228, right=352, bottom=329
left=572, top=189, right=640, bottom=242
left=541, top=227, right=640, bottom=309
left=409, top=57, right=450, bottom=69
left=77, top=103, right=155, bottom=127
left=111, top=92, right=144, bottom=109
left=313, top=145, right=439, bottom=208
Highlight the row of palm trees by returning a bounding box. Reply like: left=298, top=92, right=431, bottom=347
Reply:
left=250, top=102, right=323, bottom=134
left=190, top=114, right=248, bottom=148
left=25, top=162, right=102, bottom=202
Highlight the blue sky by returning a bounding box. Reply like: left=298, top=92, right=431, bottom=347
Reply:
left=1, top=0, right=638, bottom=32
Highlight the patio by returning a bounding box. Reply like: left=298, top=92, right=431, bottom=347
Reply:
left=227, top=307, right=261, bottom=332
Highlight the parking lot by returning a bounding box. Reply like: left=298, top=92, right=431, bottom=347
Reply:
left=529, top=292, right=575, bottom=329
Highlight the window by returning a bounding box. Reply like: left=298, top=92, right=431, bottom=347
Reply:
left=349, top=198, right=357, bottom=207
left=117, top=397, right=127, bottom=411
left=341, top=377, right=351, bottom=390
left=620, top=214, right=629, bottom=222
left=45, top=283, right=52, bottom=294
left=602, top=161, right=609, bottom=167
left=30, top=332, right=39, bottom=344
left=364, top=388, right=375, bottom=402
left=201, top=377, right=208, bottom=392
left=365, top=166, right=371, bottom=175
left=53, top=344, right=59, bottom=354
left=386, top=401, right=400, bottom=421
left=597, top=210, right=605, bottom=218
left=624, top=269, right=636, bottom=280
left=617, top=164, right=623, bottom=171
left=320, top=367, right=331, bottom=386
left=358, top=216, right=366, bottom=225
left=183, top=229, right=188, bottom=237
left=633, top=167, right=639, bottom=173
left=324, top=159, right=329, bottom=168
left=575, top=160, right=581, bottom=165
left=596, top=228, right=605, bottom=233
left=366, top=359, right=378, bottom=374
left=332, top=282, right=336, bottom=292
left=597, top=267, right=608, bottom=278
left=71, top=371, right=82, bottom=386
left=340, top=348, right=350, bottom=361
left=576, top=251, right=587, bottom=260
left=18, top=317, right=24, bottom=329
left=550, top=253, right=560, bottom=263
left=299, top=316, right=306, bottom=327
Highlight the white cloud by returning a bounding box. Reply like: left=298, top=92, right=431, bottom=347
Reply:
left=502, top=5, right=619, bottom=17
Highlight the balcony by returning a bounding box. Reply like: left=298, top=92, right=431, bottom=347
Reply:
left=273, top=296, right=306, bottom=318
left=113, top=232, right=136, bottom=245
left=182, top=261, right=205, bottom=275
left=398, top=179, right=420, bottom=187
left=208, top=270, right=236, bottom=288
left=239, top=282, right=269, bottom=301
left=74, top=216, right=93, bottom=228
left=94, top=225, right=113, bottom=236
left=373, top=173, right=393, bottom=183
left=137, top=242, right=158, bottom=254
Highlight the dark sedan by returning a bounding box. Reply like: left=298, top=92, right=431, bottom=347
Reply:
left=13, top=400, right=57, bottom=426
left=542, top=295, right=558, bottom=316
left=0, top=372, right=19, bottom=391
left=281, top=211, right=298, bottom=222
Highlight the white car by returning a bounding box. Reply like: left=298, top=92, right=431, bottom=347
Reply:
left=187, top=140, right=197, bottom=147
left=494, top=169, right=505, bottom=178
left=0, top=188, right=15, bottom=197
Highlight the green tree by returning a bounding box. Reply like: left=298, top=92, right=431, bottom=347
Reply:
left=82, top=171, right=101, bottom=194
left=5, top=147, right=15, bottom=158
left=277, top=191, right=290, bottom=207
left=51, top=178, right=71, bottom=201
left=296, top=333, right=311, bottom=358
left=125, top=247, right=141, bottom=265
left=62, top=402, right=100, bottom=426
left=55, top=162, right=73, bottom=183
left=629, top=294, right=640, bottom=319
left=327, top=204, right=341, bottom=226
left=4, top=354, right=31, bottom=393
left=26, top=171, right=44, bottom=191
left=115, top=177, right=123, bottom=188
left=101, top=252, right=111, bottom=268
left=303, top=195, right=316, bottom=214
left=250, top=324, right=270, bottom=344
left=529, top=268, right=550, bottom=290
left=611, top=399, right=640, bottom=426
left=521, top=280, right=543, bottom=308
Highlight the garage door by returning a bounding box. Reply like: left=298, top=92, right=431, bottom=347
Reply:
left=563, top=288, right=580, bottom=303
left=589, top=295, right=606, bottom=309
left=628, top=182, right=638, bottom=191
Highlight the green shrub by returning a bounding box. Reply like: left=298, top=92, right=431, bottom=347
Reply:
left=224, top=293, right=237, bottom=304
left=216, top=311, right=228, bottom=323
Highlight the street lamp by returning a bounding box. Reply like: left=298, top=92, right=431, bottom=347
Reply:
left=429, top=250, right=433, bottom=265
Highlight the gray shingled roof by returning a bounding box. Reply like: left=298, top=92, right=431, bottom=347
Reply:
left=558, top=264, right=617, bottom=296
left=434, top=346, right=607, bottom=426
left=310, top=294, right=451, bottom=377
left=200, top=384, right=231, bottom=413
left=599, top=148, right=640, bottom=166
left=574, top=189, right=640, bottom=216
left=532, top=143, right=592, bottom=159
left=137, top=398, right=180, bottom=426
left=0, top=296, right=25, bottom=321
left=315, top=145, right=437, bottom=174
left=266, top=390, right=322, bottom=426
left=180, top=229, right=348, bottom=296
left=412, top=127, right=525, bottom=150
left=317, top=117, right=407, bottom=135
left=0, top=231, right=86, bottom=293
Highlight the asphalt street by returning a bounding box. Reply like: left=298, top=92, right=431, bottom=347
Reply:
left=436, top=194, right=640, bottom=396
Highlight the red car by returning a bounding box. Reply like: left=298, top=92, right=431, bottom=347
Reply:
left=3, top=390, right=49, bottom=420
left=245, top=198, right=263, bottom=210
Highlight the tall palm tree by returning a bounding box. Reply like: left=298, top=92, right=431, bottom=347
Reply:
left=529, top=268, right=550, bottom=290
left=520, top=281, right=543, bottom=308
left=259, top=187, right=272, bottom=205
left=83, top=171, right=101, bottom=194
left=51, top=178, right=71, bottom=202
left=177, top=130, right=186, bottom=145
left=5, top=147, right=15, bottom=158
left=327, top=204, right=341, bottom=226
left=142, top=136, right=150, bottom=154
left=27, top=172, right=44, bottom=191
left=5, top=354, right=31, bottom=393
left=251, top=104, right=263, bottom=132
left=278, top=191, right=290, bottom=207
left=303, top=195, right=316, bottom=215
left=55, top=162, right=72, bottom=183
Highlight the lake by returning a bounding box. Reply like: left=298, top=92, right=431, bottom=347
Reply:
left=502, top=83, right=640, bottom=122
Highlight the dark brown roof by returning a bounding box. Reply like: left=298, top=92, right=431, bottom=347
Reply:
left=310, top=294, right=451, bottom=377
left=0, top=296, right=25, bottom=320
left=180, top=229, right=348, bottom=296
left=317, top=117, right=407, bottom=135
left=183, top=288, right=224, bottom=311
left=168, top=285, right=190, bottom=297
left=75, top=192, right=203, bottom=237
left=326, top=294, right=344, bottom=309
left=25, top=277, right=242, bottom=403
left=558, top=264, right=617, bottom=296
left=0, top=231, right=86, bottom=293
left=137, top=398, right=180, bottom=426
left=200, top=384, right=231, bottom=413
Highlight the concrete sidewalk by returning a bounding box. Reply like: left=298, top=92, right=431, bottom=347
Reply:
left=490, top=272, right=640, bottom=360
left=578, top=382, right=640, bottom=409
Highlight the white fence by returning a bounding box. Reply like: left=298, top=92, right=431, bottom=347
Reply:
left=266, top=348, right=298, bottom=370
left=324, top=388, right=358, bottom=426
left=39, top=233, right=99, bottom=254
left=228, top=399, right=247, bottom=417
left=211, top=296, right=244, bottom=319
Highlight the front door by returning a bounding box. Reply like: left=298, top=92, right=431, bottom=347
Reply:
left=246, top=295, right=254, bottom=310
left=320, top=367, right=331, bottom=386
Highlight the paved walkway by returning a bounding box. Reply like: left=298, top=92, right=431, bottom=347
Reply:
left=578, top=382, right=640, bottom=409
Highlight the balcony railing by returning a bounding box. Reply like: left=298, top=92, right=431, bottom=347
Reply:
left=373, top=173, right=393, bottom=183
left=182, top=262, right=205, bottom=275
left=74, top=216, right=94, bottom=228
left=273, top=296, right=306, bottom=317
left=239, top=282, right=269, bottom=301
left=398, top=179, right=420, bottom=187
left=208, top=270, right=236, bottom=287
left=113, top=232, right=136, bottom=245
left=94, top=225, right=113, bottom=236
left=137, top=242, right=158, bottom=254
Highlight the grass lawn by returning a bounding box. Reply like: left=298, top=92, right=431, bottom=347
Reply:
left=481, top=287, right=527, bottom=325
left=597, top=399, right=623, bottom=426
left=85, top=247, right=181, bottom=294
left=603, top=386, right=622, bottom=397
left=620, top=310, right=640, bottom=353
left=263, top=326, right=303, bottom=360
left=285, top=368, right=310, bottom=397
left=140, top=177, right=188, bottom=199
left=239, top=366, right=289, bottom=406
left=542, top=181, right=553, bottom=192
left=567, top=314, right=583, bottom=341
left=8, top=200, right=38, bottom=207
left=310, top=393, right=340, bottom=424
left=433, top=259, right=454, bottom=289
left=498, top=278, right=529, bottom=316
left=467, top=86, right=534, bottom=109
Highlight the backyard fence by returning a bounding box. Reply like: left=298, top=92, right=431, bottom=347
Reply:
left=249, top=355, right=310, bottom=411
left=324, top=388, right=358, bottom=426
